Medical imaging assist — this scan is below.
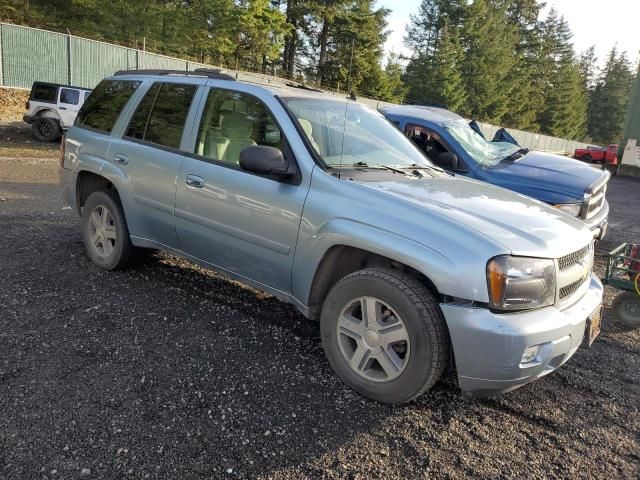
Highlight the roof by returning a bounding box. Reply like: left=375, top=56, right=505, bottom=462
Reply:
left=111, top=69, right=358, bottom=104
left=380, top=104, right=465, bottom=125
left=31, top=81, right=92, bottom=91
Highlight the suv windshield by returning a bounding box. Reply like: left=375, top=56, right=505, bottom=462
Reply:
left=445, top=123, right=521, bottom=167
left=283, top=97, right=434, bottom=170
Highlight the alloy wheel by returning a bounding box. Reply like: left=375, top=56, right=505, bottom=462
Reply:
left=336, top=296, right=410, bottom=382
left=88, top=205, right=117, bottom=258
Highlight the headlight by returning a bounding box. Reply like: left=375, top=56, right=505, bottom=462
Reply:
left=486, top=256, right=556, bottom=311
left=554, top=203, right=582, bottom=217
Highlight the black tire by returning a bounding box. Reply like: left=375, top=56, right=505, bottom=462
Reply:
left=583, top=154, right=592, bottom=162
left=31, top=117, right=61, bottom=142
left=320, top=268, right=450, bottom=404
left=81, top=189, right=133, bottom=270
left=613, top=291, right=640, bottom=329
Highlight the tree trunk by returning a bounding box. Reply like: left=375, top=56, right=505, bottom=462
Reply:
left=282, top=0, right=298, bottom=78
left=318, top=17, right=329, bottom=85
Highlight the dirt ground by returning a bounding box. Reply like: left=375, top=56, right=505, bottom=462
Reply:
left=0, top=122, right=639, bottom=479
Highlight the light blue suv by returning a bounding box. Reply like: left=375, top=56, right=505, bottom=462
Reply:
left=60, top=69, right=603, bottom=403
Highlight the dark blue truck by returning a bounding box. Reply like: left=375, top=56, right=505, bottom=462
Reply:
left=381, top=105, right=610, bottom=240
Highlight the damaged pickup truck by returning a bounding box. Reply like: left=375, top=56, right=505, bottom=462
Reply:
left=382, top=105, right=610, bottom=240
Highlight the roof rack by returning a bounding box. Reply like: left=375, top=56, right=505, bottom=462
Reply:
left=114, top=68, right=236, bottom=81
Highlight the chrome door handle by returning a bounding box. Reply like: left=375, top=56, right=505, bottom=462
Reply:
left=185, top=174, right=205, bottom=188
left=59, top=106, right=67, bottom=110
left=114, top=154, right=129, bottom=165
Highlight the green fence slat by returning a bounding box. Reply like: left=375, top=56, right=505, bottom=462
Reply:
left=2, top=23, right=68, bottom=88
left=140, top=52, right=187, bottom=71
left=70, top=36, right=139, bottom=88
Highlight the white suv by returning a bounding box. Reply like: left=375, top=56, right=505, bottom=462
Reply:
left=23, top=82, right=92, bottom=141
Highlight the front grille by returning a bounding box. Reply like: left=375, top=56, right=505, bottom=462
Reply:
left=560, top=278, right=585, bottom=299
left=558, top=244, right=590, bottom=271
left=582, top=175, right=609, bottom=220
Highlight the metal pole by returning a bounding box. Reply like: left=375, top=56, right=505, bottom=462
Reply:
left=0, top=24, right=4, bottom=87
left=142, top=37, right=145, bottom=69
left=66, top=28, right=72, bottom=85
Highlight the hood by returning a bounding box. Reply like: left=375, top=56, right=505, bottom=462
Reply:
left=485, top=151, right=604, bottom=204
left=358, top=176, right=593, bottom=258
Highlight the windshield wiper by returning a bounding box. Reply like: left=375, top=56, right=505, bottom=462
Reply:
left=502, top=148, right=530, bottom=162
left=352, top=161, right=417, bottom=177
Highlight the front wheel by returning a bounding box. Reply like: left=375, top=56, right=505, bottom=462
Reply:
left=613, top=291, right=640, bottom=329
left=320, top=268, right=450, bottom=404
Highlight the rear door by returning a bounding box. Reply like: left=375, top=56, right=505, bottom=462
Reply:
left=58, top=88, right=82, bottom=127
left=106, top=80, right=201, bottom=248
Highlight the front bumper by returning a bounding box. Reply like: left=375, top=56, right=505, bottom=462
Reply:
left=441, top=274, right=603, bottom=397
left=583, top=200, right=609, bottom=240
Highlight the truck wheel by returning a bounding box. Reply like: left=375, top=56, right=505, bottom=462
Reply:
left=613, top=291, right=640, bottom=329
left=32, top=117, right=60, bottom=142
left=320, top=268, right=450, bottom=404
left=81, top=190, right=132, bottom=270
left=583, top=154, right=592, bottom=162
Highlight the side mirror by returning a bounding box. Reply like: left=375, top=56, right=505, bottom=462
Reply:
left=436, top=152, right=462, bottom=171
left=239, top=145, right=294, bottom=178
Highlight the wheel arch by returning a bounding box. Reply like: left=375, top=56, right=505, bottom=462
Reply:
left=306, top=244, right=442, bottom=321
left=32, top=107, right=62, bottom=123
left=75, top=170, right=121, bottom=214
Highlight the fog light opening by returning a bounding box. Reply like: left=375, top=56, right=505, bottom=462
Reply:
left=521, top=345, right=542, bottom=364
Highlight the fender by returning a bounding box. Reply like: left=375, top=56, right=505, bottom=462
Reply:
left=292, top=217, right=491, bottom=306
left=32, top=107, right=63, bottom=123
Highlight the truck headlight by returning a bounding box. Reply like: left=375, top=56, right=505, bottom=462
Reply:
left=554, top=203, right=582, bottom=217
left=486, top=256, right=556, bottom=311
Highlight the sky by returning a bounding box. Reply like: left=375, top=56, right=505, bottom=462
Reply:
left=380, top=0, right=640, bottom=68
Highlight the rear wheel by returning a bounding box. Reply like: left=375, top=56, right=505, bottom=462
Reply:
left=82, top=190, right=133, bottom=270
left=32, top=117, right=60, bottom=142
left=613, top=291, right=640, bottom=329
left=320, top=268, right=449, bottom=404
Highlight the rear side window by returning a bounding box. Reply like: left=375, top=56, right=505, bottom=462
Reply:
left=75, top=79, right=140, bottom=134
left=60, top=88, right=80, bottom=105
left=125, top=82, right=196, bottom=150
left=31, top=84, right=57, bottom=103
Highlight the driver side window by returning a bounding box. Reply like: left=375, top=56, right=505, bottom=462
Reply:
left=405, top=124, right=448, bottom=160
left=195, top=89, right=284, bottom=166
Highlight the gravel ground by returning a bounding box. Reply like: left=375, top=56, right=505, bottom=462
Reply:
left=0, top=138, right=639, bottom=479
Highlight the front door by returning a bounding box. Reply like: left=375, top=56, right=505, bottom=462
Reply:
left=174, top=88, right=308, bottom=293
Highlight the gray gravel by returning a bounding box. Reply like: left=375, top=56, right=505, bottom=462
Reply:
left=0, top=152, right=639, bottom=479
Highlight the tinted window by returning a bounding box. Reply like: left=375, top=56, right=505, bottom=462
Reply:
left=75, top=80, right=140, bottom=134
left=125, top=83, right=160, bottom=141
left=60, top=88, right=80, bottom=105
left=31, top=84, right=57, bottom=103
left=125, top=82, right=196, bottom=150
left=195, top=89, right=284, bottom=165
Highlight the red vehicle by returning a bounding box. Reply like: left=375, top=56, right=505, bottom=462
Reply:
left=574, top=144, right=618, bottom=165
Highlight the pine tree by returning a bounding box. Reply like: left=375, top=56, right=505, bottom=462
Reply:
left=405, top=23, right=466, bottom=110
left=460, top=0, right=517, bottom=123
left=502, top=0, right=544, bottom=130
left=588, top=48, right=635, bottom=144
left=537, top=9, right=587, bottom=139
